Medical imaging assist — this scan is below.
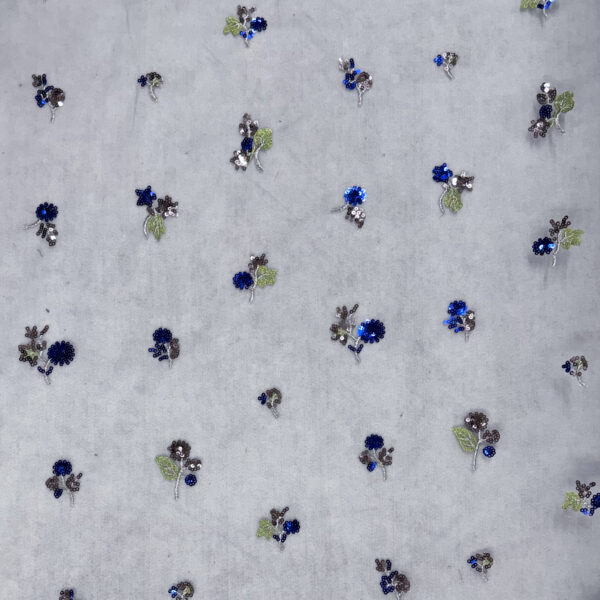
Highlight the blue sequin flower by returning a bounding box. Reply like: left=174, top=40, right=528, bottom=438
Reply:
left=32, top=74, right=65, bottom=122
left=136, top=186, right=157, bottom=206
left=358, top=320, right=386, bottom=343
left=153, top=328, right=172, bottom=344
left=53, top=460, right=72, bottom=476
left=532, top=237, right=555, bottom=255
left=251, top=17, right=267, bottom=31
left=375, top=559, right=410, bottom=596
left=156, top=441, right=202, bottom=500
left=433, top=54, right=444, bottom=66
left=48, top=341, right=76, bottom=366
left=19, top=324, right=74, bottom=383
left=257, top=506, right=301, bottom=549
left=233, top=271, right=254, bottom=289
left=136, top=187, right=179, bottom=240
left=433, top=52, right=458, bottom=78
left=482, top=446, right=496, bottom=458
left=26, top=204, right=59, bottom=246
left=330, top=304, right=386, bottom=363
left=241, top=137, right=254, bottom=152
left=168, top=582, right=194, bottom=600
left=365, top=434, right=384, bottom=450
left=344, top=186, right=366, bottom=206
left=539, top=104, right=553, bottom=119
left=360, top=435, right=394, bottom=479
left=531, top=215, right=583, bottom=267
left=137, top=75, right=147, bottom=87
left=233, top=254, right=277, bottom=302
left=433, top=164, right=474, bottom=214
left=46, top=459, right=83, bottom=505
left=338, top=57, right=372, bottom=106
left=149, top=328, right=180, bottom=367
left=443, top=300, right=475, bottom=338
left=334, top=187, right=367, bottom=228
left=283, top=519, right=300, bottom=534
left=36, top=202, right=59, bottom=222
left=224, top=6, right=267, bottom=46
left=432, top=163, right=453, bottom=182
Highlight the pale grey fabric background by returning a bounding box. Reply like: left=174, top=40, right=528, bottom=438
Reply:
left=0, top=0, right=599, bottom=598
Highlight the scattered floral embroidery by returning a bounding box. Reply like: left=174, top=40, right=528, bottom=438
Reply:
left=168, top=582, right=194, bottom=599
left=258, top=388, right=282, bottom=418
left=32, top=74, right=64, bottom=123
left=433, top=52, right=458, bottom=79
left=155, top=440, right=202, bottom=500
left=375, top=559, right=410, bottom=597
left=59, top=590, right=75, bottom=600
left=135, top=186, right=178, bottom=240
left=467, top=552, right=494, bottom=580
left=432, top=163, right=474, bottom=214
left=45, top=460, right=83, bottom=506
left=443, top=300, right=475, bottom=340
left=562, top=355, right=588, bottom=387
left=223, top=6, right=267, bottom=46
left=148, top=328, right=180, bottom=367
left=453, top=412, right=500, bottom=471
left=330, top=304, right=385, bottom=363
left=18, top=325, right=75, bottom=384
left=339, top=57, right=372, bottom=106
left=25, top=202, right=59, bottom=246
left=331, top=186, right=366, bottom=228
left=359, top=434, right=394, bottom=480
left=233, top=254, right=277, bottom=303
left=529, top=83, right=574, bottom=138
left=256, top=506, right=300, bottom=550
left=137, top=72, right=163, bottom=102
left=563, top=480, right=599, bottom=516
left=531, top=215, right=583, bottom=267
left=521, top=0, right=555, bottom=16
left=230, top=113, right=272, bottom=171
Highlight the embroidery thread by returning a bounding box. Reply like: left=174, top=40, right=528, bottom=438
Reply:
left=331, top=186, right=366, bottom=228
left=230, top=113, right=272, bottom=171
left=223, top=6, right=267, bottom=46
left=256, top=506, right=300, bottom=550
left=433, top=52, right=458, bottom=79
left=135, top=186, right=179, bottom=240
left=137, top=72, right=163, bottom=102
left=531, top=215, right=583, bottom=267
left=563, top=480, right=599, bottom=516
left=339, top=57, right=372, bottom=106
left=233, top=254, right=277, bottom=303
left=25, top=203, right=59, bottom=246
left=330, top=304, right=386, bottom=363
left=375, top=559, right=411, bottom=597
left=453, top=412, right=500, bottom=471
left=467, top=553, right=494, bottom=581
left=562, top=355, right=588, bottom=387
left=521, top=0, right=555, bottom=17
left=359, top=435, right=394, bottom=480
left=529, top=83, right=574, bottom=138
left=32, top=74, right=65, bottom=123
left=432, top=163, right=474, bottom=214
left=148, top=328, right=180, bottom=368
left=443, top=300, right=475, bottom=341
left=155, top=440, right=202, bottom=500
left=168, top=582, right=194, bottom=599
left=258, top=388, right=282, bottom=418
left=45, top=460, right=82, bottom=506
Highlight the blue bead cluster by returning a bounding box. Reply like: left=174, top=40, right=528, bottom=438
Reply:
left=136, top=185, right=157, bottom=207
left=48, top=341, right=76, bottom=366
left=443, top=300, right=468, bottom=333
left=185, top=474, right=197, bottom=487
left=149, top=328, right=172, bottom=361
left=537, top=0, right=554, bottom=9
left=240, top=16, right=267, bottom=39
left=467, top=555, right=478, bottom=568
left=233, top=271, right=254, bottom=290
left=341, top=58, right=361, bottom=90
left=432, top=163, right=453, bottom=182
left=539, top=104, right=553, bottom=119
left=562, top=360, right=571, bottom=373
left=168, top=586, right=178, bottom=598
left=344, top=186, right=366, bottom=206
left=273, top=518, right=300, bottom=543
left=531, top=236, right=555, bottom=255
left=53, top=460, right=72, bottom=476
left=365, top=434, right=384, bottom=450
left=581, top=494, right=600, bottom=517
left=258, top=392, right=267, bottom=405
left=36, top=202, right=59, bottom=222
left=482, top=446, right=496, bottom=458
left=357, top=319, right=386, bottom=343
left=137, top=75, right=148, bottom=87
left=241, top=137, right=253, bottom=152
left=380, top=572, right=399, bottom=594
left=433, top=54, right=444, bottom=66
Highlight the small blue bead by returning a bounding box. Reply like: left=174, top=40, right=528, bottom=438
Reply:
left=185, top=474, right=197, bottom=487
left=367, top=461, right=377, bottom=472
left=482, top=445, right=496, bottom=458
left=54, top=489, right=63, bottom=499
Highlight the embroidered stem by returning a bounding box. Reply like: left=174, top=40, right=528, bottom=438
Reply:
left=149, top=84, right=158, bottom=102
left=24, top=219, right=41, bottom=230
left=472, top=431, right=482, bottom=471
left=174, top=459, right=184, bottom=500
left=444, top=64, right=454, bottom=80
left=270, top=405, right=279, bottom=419
left=253, top=145, right=264, bottom=171
left=249, top=265, right=257, bottom=303
left=577, top=373, right=587, bottom=387
left=41, top=357, right=51, bottom=385
left=331, top=205, right=347, bottom=213
left=166, top=342, right=173, bottom=369
left=554, top=111, right=565, bottom=133
left=552, top=230, right=565, bottom=267
left=439, top=187, right=447, bottom=215
left=49, top=106, right=56, bottom=123
left=143, top=215, right=150, bottom=238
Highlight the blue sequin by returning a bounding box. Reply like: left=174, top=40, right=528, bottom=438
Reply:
left=233, top=271, right=254, bottom=290
left=380, top=573, right=398, bottom=595
left=53, top=460, right=73, bottom=476
left=433, top=54, right=444, bottom=66
left=432, top=163, right=453, bottom=182
left=447, top=300, right=467, bottom=316
left=283, top=519, right=300, bottom=534
left=532, top=237, right=556, bottom=255
left=185, top=474, right=197, bottom=487
left=250, top=17, right=267, bottom=31
left=344, top=186, right=366, bottom=206
left=48, top=341, right=75, bottom=366
left=367, top=461, right=377, bottom=472
left=153, top=328, right=173, bottom=344
left=54, top=489, right=63, bottom=499
left=539, top=104, right=553, bottom=119
left=482, top=446, right=496, bottom=458
left=169, top=586, right=178, bottom=598
left=135, top=186, right=156, bottom=206
left=241, top=137, right=254, bottom=152
left=137, top=75, right=147, bottom=87
left=357, top=319, right=385, bottom=343
left=365, top=434, right=384, bottom=450
left=36, top=202, right=59, bottom=222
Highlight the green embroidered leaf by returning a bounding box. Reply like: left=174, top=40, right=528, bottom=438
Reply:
left=255, top=265, right=277, bottom=288
left=562, top=492, right=582, bottom=512
left=147, top=214, right=166, bottom=241
left=253, top=128, right=273, bottom=151
left=256, top=518, right=274, bottom=539
left=155, top=456, right=179, bottom=480
left=554, top=91, right=575, bottom=114
left=223, top=16, right=243, bottom=35
left=561, top=228, right=583, bottom=250
left=443, top=188, right=463, bottom=213
left=452, top=427, right=478, bottom=453
left=24, top=348, right=39, bottom=361
left=521, top=0, right=538, bottom=7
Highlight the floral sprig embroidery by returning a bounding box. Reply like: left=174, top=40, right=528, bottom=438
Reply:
left=32, top=74, right=65, bottom=123
left=59, top=590, right=75, bottom=600
left=168, top=582, right=194, bottom=599
left=521, top=0, right=555, bottom=17
left=135, top=186, right=178, bottom=240
left=432, top=163, right=474, bottom=214
left=563, top=480, right=600, bottom=516
left=18, top=325, right=75, bottom=384
left=330, top=304, right=385, bottom=363
left=375, top=559, right=410, bottom=597
left=231, top=113, right=272, bottom=171
left=45, top=460, right=83, bottom=506
left=453, top=412, right=500, bottom=471
left=529, top=83, right=574, bottom=138
left=531, top=215, right=583, bottom=267
left=331, top=186, right=366, bottom=228
left=443, top=300, right=475, bottom=340
left=562, top=355, right=588, bottom=387
left=223, top=6, right=267, bottom=46
left=467, top=552, right=494, bottom=581
left=433, top=52, right=458, bottom=79
left=149, top=328, right=180, bottom=368
left=233, top=254, right=277, bottom=303
left=339, top=57, right=372, bottom=106
left=137, top=72, right=163, bottom=102
left=25, top=202, right=59, bottom=246
left=258, top=388, right=282, bottom=418
left=155, top=440, right=202, bottom=500
left=256, top=506, right=300, bottom=550
left=359, top=435, right=394, bottom=480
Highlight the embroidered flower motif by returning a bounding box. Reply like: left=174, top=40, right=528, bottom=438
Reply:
left=135, top=186, right=179, bottom=240
left=258, top=387, right=282, bottom=418
left=256, top=506, right=301, bottom=550
left=330, top=304, right=386, bottom=363
left=359, top=435, right=394, bottom=480
left=332, top=186, right=367, bottom=228
left=24, top=202, right=59, bottom=246
left=18, top=325, right=75, bottom=384
left=138, top=72, right=163, bottom=102
left=45, top=459, right=83, bottom=505
left=521, top=0, right=555, bottom=16
left=32, top=74, right=65, bottom=123
left=563, top=480, right=599, bottom=516
left=453, top=412, right=500, bottom=471
left=433, top=163, right=474, bottom=214
left=339, top=57, right=372, bottom=106
left=168, top=582, right=194, bottom=599
left=531, top=215, right=583, bottom=267
left=230, top=113, right=272, bottom=171
left=223, top=6, right=267, bottom=46
left=562, top=355, right=588, bottom=387
left=375, top=559, right=410, bottom=596
left=467, top=552, right=494, bottom=580
left=59, top=590, right=75, bottom=600
left=443, top=300, right=476, bottom=340
left=433, top=52, right=458, bottom=79
left=528, top=83, right=574, bottom=137
left=148, top=328, right=180, bottom=367
left=232, top=254, right=277, bottom=303
left=156, top=440, right=202, bottom=500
